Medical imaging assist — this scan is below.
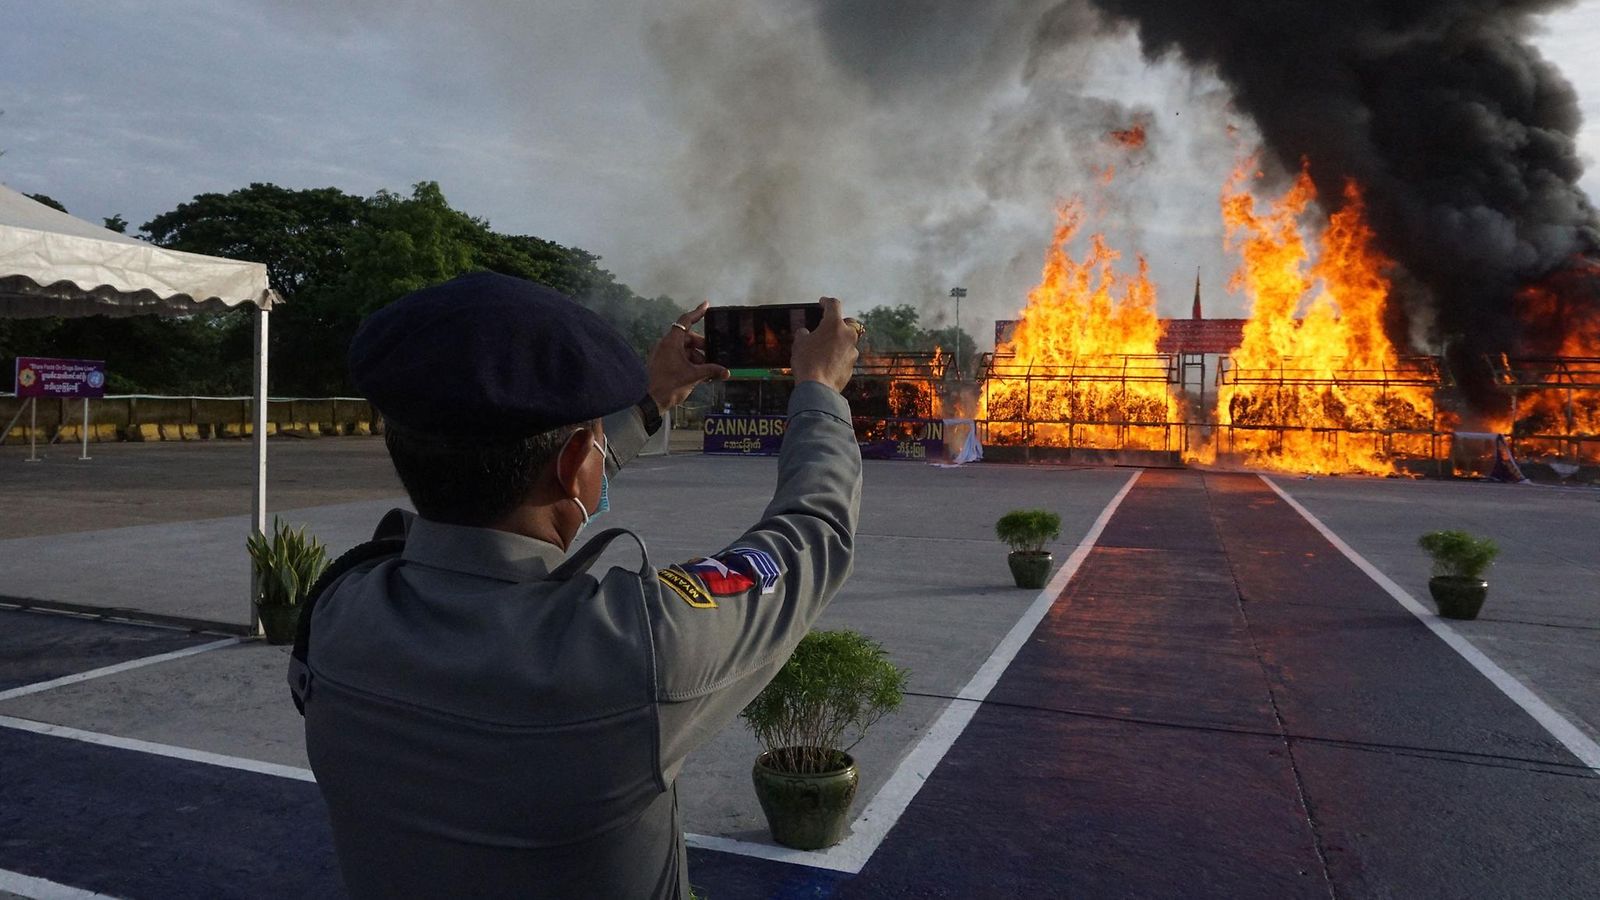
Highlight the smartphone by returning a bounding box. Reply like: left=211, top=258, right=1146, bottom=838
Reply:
left=703, top=303, right=825, bottom=370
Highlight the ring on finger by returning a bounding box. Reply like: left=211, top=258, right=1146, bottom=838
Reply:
left=671, top=322, right=690, bottom=333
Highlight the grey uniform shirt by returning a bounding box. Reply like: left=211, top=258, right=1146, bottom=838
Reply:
left=302, top=381, right=862, bottom=899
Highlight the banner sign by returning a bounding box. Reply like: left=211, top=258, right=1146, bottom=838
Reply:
left=855, top=418, right=946, bottom=462
left=14, top=357, right=107, bottom=399
left=703, top=415, right=787, bottom=456
left=704, top=415, right=954, bottom=461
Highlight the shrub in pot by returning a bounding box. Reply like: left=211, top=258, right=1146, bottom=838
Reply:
left=995, top=509, right=1062, bottom=589
left=1417, top=529, right=1499, bottom=620
left=246, top=517, right=330, bottom=644
left=741, top=629, right=908, bottom=850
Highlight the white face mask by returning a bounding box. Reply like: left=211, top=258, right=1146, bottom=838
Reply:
left=570, top=438, right=610, bottom=539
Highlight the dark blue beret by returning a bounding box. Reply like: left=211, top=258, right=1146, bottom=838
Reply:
left=349, top=272, right=647, bottom=438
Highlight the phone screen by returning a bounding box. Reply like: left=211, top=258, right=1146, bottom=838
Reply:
left=704, top=304, right=824, bottom=369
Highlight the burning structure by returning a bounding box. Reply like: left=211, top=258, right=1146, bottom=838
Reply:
left=1493, top=266, right=1600, bottom=464
left=977, top=203, right=1186, bottom=460
left=847, top=350, right=957, bottom=460
left=1210, top=166, right=1448, bottom=475
left=972, top=157, right=1598, bottom=477
left=677, top=1, right=1600, bottom=477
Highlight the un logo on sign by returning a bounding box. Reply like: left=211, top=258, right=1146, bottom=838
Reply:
left=87, top=370, right=105, bottom=388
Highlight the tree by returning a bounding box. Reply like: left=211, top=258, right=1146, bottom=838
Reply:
left=143, top=184, right=375, bottom=395
left=25, top=193, right=66, bottom=213
left=6, top=180, right=690, bottom=396
left=857, top=303, right=979, bottom=374
left=103, top=214, right=128, bottom=234
left=143, top=183, right=371, bottom=298
left=859, top=304, right=923, bottom=351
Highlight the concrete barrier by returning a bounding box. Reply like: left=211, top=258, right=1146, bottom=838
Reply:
left=0, top=395, right=381, bottom=445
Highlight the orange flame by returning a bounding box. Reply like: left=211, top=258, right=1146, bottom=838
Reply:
left=856, top=348, right=948, bottom=419
left=978, top=202, right=1176, bottom=449
left=1217, top=163, right=1436, bottom=474
left=1506, top=263, right=1600, bottom=462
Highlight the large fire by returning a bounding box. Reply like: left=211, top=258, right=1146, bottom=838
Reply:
left=979, top=160, right=1454, bottom=474
left=1216, top=164, right=1437, bottom=475
left=977, top=202, right=1177, bottom=450
left=971, top=155, right=1600, bottom=475
left=1501, top=263, right=1600, bottom=462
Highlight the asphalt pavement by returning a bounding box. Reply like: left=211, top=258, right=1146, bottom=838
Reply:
left=1, top=441, right=1596, bottom=898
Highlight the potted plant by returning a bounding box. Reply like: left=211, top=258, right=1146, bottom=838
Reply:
left=246, top=517, right=330, bottom=644
left=741, top=630, right=908, bottom=850
left=1418, top=529, right=1499, bottom=620
left=996, top=509, right=1062, bottom=589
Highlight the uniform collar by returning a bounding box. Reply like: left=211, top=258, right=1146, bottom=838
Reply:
left=400, top=517, right=567, bottom=582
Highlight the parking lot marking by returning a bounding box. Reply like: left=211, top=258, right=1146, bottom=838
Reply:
left=0, top=866, right=122, bottom=899
left=0, top=711, right=805, bottom=872
left=0, top=638, right=240, bottom=703
left=0, top=472, right=1147, bottom=878
left=0, top=715, right=317, bottom=782
left=1264, top=475, right=1600, bottom=772
left=687, top=470, right=1146, bottom=874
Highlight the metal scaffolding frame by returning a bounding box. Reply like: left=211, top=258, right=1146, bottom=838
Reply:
left=847, top=351, right=953, bottom=420
left=977, top=353, right=1188, bottom=450
left=1491, top=355, right=1600, bottom=461
left=1213, top=356, right=1449, bottom=463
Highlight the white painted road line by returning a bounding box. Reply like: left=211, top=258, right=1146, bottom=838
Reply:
left=1263, top=475, right=1600, bottom=773
left=0, top=866, right=122, bottom=899
left=0, top=715, right=317, bottom=782
left=0, top=638, right=240, bottom=703
left=693, top=470, right=1145, bottom=874
left=0, top=473, right=1147, bottom=875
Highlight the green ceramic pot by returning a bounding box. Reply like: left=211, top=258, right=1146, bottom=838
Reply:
left=1428, top=576, right=1488, bottom=620
left=1007, top=551, right=1054, bottom=589
left=257, top=603, right=301, bottom=645
left=752, top=749, right=858, bottom=850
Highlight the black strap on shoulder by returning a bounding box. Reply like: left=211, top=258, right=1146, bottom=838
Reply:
left=548, top=527, right=652, bottom=582
left=288, top=508, right=412, bottom=715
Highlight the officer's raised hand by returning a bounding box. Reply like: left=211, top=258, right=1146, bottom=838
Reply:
left=647, top=302, right=729, bottom=410
left=791, top=296, right=861, bottom=393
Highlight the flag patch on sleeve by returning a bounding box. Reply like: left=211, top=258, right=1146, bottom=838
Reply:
left=723, top=548, right=781, bottom=595
left=682, top=557, right=756, bottom=596
left=658, top=567, right=716, bottom=609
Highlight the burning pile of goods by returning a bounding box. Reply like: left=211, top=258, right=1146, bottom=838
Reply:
left=977, top=203, right=1180, bottom=453
left=1486, top=264, right=1600, bottom=464
left=850, top=349, right=949, bottom=420
left=967, top=154, right=1599, bottom=476
left=1213, top=165, right=1441, bottom=475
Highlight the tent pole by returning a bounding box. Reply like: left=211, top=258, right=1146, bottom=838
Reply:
left=79, top=398, right=91, bottom=460
left=250, top=303, right=270, bottom=634
left=27, top=398, right=39, bottom=462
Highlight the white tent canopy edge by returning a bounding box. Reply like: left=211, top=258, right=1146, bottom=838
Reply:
left=0, top=183, right=280, bottom=631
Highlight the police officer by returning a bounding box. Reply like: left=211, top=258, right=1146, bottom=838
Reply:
left=295, top=272, right=862, bottom=898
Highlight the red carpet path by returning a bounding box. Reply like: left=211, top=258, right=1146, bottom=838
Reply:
left=835, top=471, right=1599, bottom=898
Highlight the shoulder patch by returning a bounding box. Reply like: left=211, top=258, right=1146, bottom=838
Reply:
left=658, top=566, right=717, bottom=609
left=723, top=547, right=781, bottom=595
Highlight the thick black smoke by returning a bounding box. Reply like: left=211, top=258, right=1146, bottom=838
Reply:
left=1085, top=0, right=1600, bottom=401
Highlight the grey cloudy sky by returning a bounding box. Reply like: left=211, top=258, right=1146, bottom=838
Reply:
left=3, top=0, right=1597, bottom=344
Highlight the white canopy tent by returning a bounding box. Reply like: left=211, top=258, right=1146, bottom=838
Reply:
left=0, top=183, right=280, bottom=629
